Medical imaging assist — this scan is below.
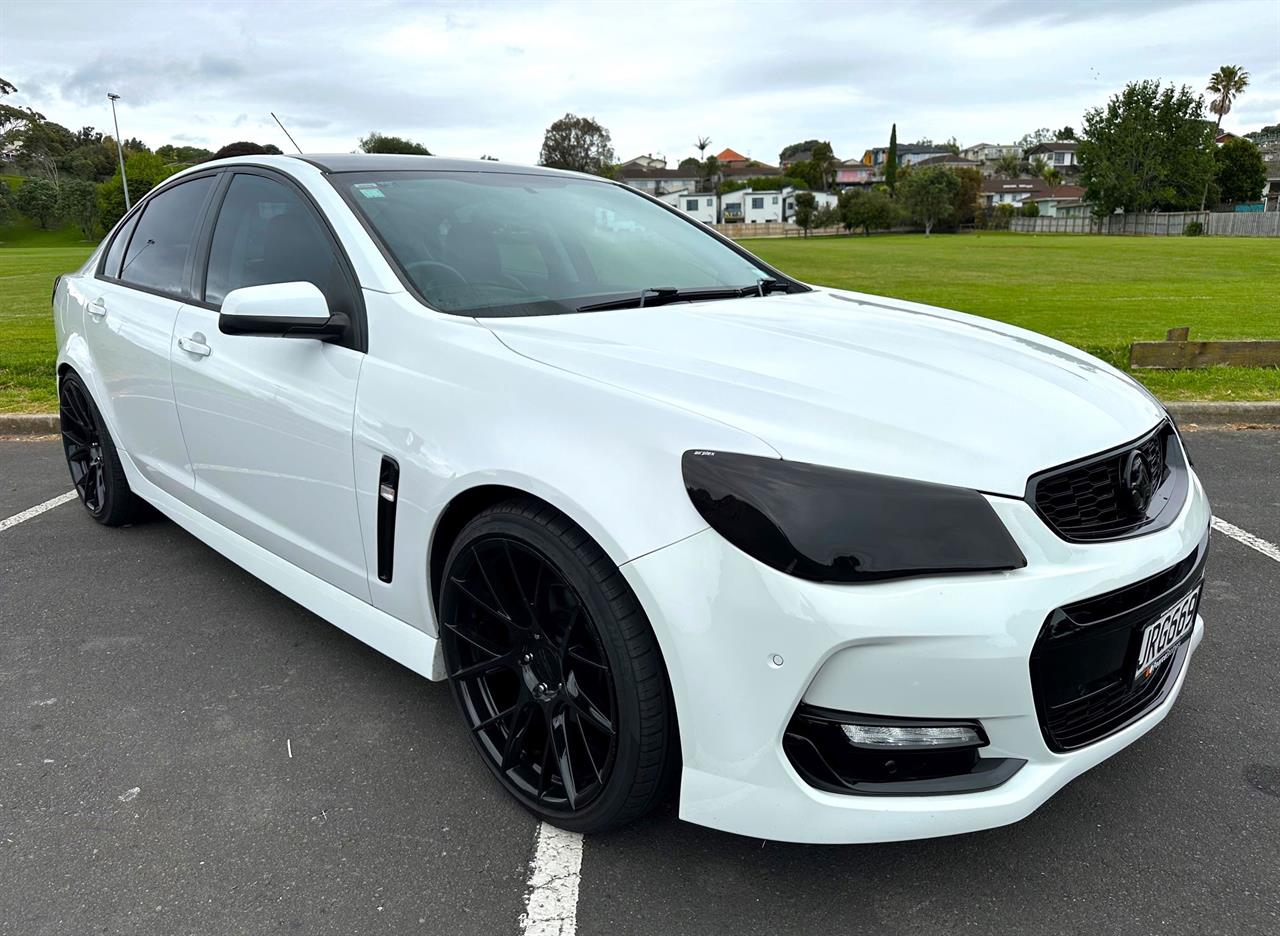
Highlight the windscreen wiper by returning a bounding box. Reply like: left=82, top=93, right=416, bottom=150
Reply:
left=575, top=280, right=794, bottom=313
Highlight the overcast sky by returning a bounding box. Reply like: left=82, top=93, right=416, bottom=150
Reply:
left=3, top=0, right=1277, bottom=165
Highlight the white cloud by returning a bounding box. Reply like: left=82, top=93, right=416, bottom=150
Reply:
left=2, top=0, right=1276, bottom=164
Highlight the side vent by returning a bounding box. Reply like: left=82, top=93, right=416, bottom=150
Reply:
left=377, top=457, right=400, bottom=583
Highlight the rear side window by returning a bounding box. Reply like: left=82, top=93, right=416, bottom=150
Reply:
left=101, top=213, right=140, bottom=279
left=119, top=176, right=216, bottom=296
left=203, top=173, right=354, bottom=315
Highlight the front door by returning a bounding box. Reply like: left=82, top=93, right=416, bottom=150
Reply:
left=171, top=170, right=370, bottom=600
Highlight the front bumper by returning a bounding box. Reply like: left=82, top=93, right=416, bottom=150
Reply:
left=620, top=469, right=1212, bottom=844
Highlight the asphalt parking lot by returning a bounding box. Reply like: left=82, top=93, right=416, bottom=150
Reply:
left=2, top=431, right=1278, bottom=935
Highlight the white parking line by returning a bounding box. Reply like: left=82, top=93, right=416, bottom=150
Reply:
left=1211, top=516, right=1280, bottom=564
left=519, top=822, right=584, bottom=936
left=0, top=491, right=77, bottom=533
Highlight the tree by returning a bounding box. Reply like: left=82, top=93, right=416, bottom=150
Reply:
left=778, top=138, right=822, bottom=164
left=702, top=154, right=719, bottom=195
left=994, top=152, right=1023, bottom=179
left=809, top=141, right=837, bottom=190
left=0, top=181, right=12, bottom=224
left=1056, top=126, right=1076, bottom=141
left=696, top=135, right=712, bottom=160
left=1029, top=155, right=1049, bottom=178
left=57, top=178, right=98, bottom=236
left=97, top=150, right=178, bottom=229
left=538, top=113, right=615, bottom=176
left=885, top=124, right=898, bottom=194
left=942, top=136, right=961, bottom=155
left=1207, top=65, right=1250, bottom=131
left=813, top=204, right=839, bottom=230
left=1079, top=80, right=1215, bottom=214
left=1042, top=166, right=1063, bottom=189
left=793, top=191, right=817, bottom=236
left=208, top=141, right=283, bottom=160
left=1203, top=65, right=1251, bottom=208
left=155, top=143, right=214, bottom=165
left=1019, top=200, right=1040, bottom=218
left=838, top=187, right=897, bottom=235
left=15, top=177, right=58, bottom=228
left=1214, top=137, right=1266, bottom=204
left=359, top=131, right=431, bottom=155
left=951, top=167, right=983, bottom=227
left=898, top=166, right=959, bottom=235
left=1016, top=128, right=1054, bottom=150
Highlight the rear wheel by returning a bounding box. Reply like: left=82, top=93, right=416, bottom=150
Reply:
left=438, top=498, right=675, bottom=833
left=59, top=372, right=142, bottom=526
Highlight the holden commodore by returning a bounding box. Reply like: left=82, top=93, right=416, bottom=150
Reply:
left=51, top=154, right=1210, bottom=843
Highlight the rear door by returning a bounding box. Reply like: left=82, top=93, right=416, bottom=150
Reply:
left=86, top=173, right=220, bottom=498
left=171, top=169, right=370, bottom=599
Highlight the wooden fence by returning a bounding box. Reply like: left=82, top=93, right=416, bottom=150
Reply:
left=1011, top=210, right=1280, bottom=237
left=710, top=222, right=847, bottom=239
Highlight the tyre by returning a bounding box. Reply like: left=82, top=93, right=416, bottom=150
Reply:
left=58, top=371, right=143, bottom=526
left=437, top=497, right=677, bottom=833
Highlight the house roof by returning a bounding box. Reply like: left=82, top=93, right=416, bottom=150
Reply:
left=981, top=177, right=1085, bottom=198
left=913, top=154, right=981, bottom=168
left=720, top=162, right=783, bottom=177
left=1028, top=186, right=1087, bottom=201
left=1024, top=141, right=1080, bottom=155
left=716, top=147, right=747, bottom=162
left=617, top=166, right=698, bottom=180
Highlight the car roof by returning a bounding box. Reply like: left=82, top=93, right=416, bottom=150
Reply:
left=286, top=153, right=589, bottom=178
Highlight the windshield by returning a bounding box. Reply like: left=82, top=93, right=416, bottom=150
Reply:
left=336, top=170, right=789, bottom=317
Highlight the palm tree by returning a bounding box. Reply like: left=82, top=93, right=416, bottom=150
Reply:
left=994, top=153, right=1022, bottom=179
left=1201, top=65, right=1250, bottom=209
left=1207, top=65, right=1249, bottom=132
left=1041, top=166, right=1063, bottom=190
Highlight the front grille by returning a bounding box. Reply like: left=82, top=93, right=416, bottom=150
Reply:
left=1030, top=531, right=1208, bottom=752
left=1028, top=422, right=1186, bottom=542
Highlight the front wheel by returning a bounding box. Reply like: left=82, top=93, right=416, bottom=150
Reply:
left=438, top=498, right=676, bottom=833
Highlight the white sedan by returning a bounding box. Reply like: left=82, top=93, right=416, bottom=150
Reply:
left=51, top=154, right=1211, bottom=843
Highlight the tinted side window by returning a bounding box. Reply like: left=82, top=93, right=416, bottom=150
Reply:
left=119, top=176, right=216, bottom=296
left=204, top=173, right=354, bottom=314
left=101, top=212, right=140, bottom=279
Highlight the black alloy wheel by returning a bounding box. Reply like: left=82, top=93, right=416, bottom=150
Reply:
left=58, top=372, right=141, bottom=526
left=438, top=498, right=675, bottom=832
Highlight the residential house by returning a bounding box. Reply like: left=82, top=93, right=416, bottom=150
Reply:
left=980, top=177, right=1085, bottom=210
left=835, top=160, right=877, bottom=188
left=911, top=154, right=982, bottom=172
left=617, top=156, right=701, bottom=196
left=711, top=187, right=837, bottom=224
left=1026, top=187, right=1088, bottom=217
left=1024, top=141, right=1080, bottom=170
left=618, top=154, right=667, bottom=171
left=861, top=143, right=951, bottom=167
left=959, top=142, right=1022, bottom=165
left=659, top=190, right=718, bottom=225
left=715, top=147, right=751, bottom=169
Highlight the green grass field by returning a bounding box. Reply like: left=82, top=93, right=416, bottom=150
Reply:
left=1, top=231, right=1277, bottom=413
left=744, top=232, right=1280, bottom=402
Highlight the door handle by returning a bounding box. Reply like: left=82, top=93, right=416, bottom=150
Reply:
left=87, top=297, right=107, bottom=318
left=178, top=335, right=212, bottom=357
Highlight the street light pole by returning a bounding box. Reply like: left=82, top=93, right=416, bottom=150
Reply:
left=107, top=92, right=130, bottom=211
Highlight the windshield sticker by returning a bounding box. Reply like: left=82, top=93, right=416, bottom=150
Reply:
left=354, top=183, right=385, bottom=198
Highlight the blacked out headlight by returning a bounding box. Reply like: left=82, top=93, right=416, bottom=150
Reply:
left=682, top=451, right=1026, bottom=583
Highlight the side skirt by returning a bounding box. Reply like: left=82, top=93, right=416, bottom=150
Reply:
left=119, top=450, right=445, bottom=681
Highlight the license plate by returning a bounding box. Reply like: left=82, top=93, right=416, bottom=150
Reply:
left=1136, top=584, right=1201, bottom=678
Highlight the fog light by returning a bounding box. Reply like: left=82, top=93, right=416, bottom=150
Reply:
left=841, top=724, right=982, bottom=750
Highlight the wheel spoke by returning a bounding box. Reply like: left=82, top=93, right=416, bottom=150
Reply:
left=441, top=616, right=506, bottom=658
left=449, top=573, right=510, bottom=626
left=572, top=709, right=604, bottom=787
left=472, top=702, right=519, bottom=735
left=471, top=546, right=518, bottom=626
left=500, top=701, right=537, bottom=771
left=567, top=646, right=608, bottom=672
left=565, top=673, right=614, bottom=737
left=550, top=706, right=579, bottom=809
left=448, top=649, right=515, bottom=682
